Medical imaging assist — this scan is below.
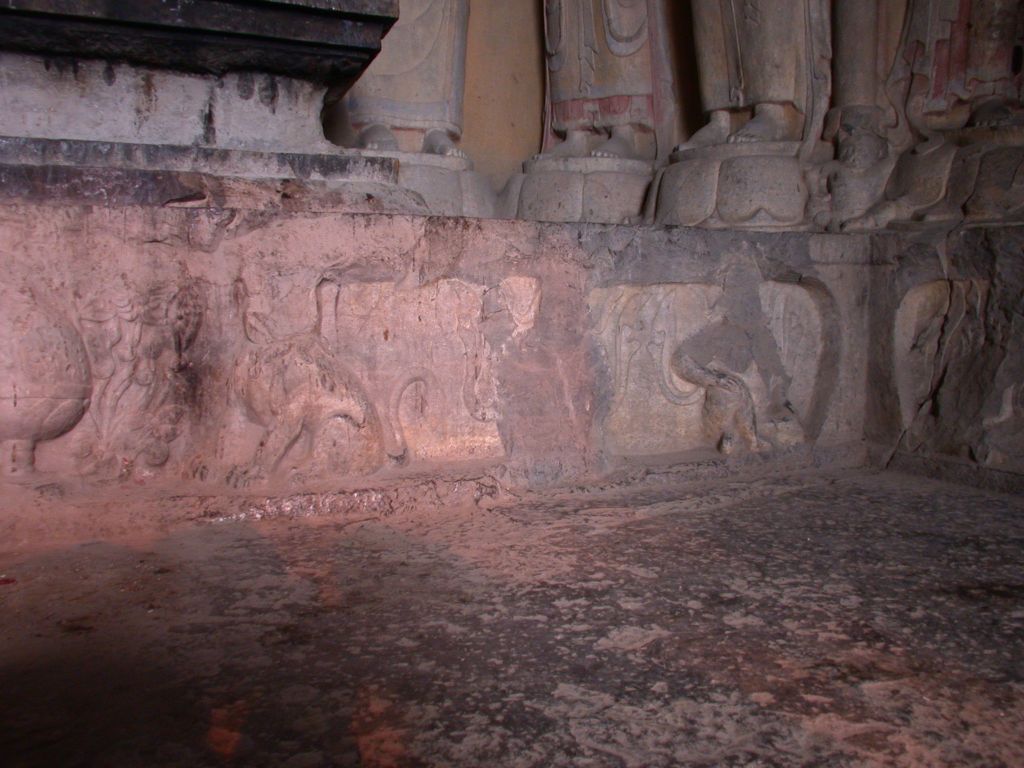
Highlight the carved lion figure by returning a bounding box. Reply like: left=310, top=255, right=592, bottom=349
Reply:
left=229, top=275, right=374, bottom=483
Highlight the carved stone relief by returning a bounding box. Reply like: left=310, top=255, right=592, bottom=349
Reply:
left=591, top=279, right=823, bottom=457
left=497, top=276, right=543, bottom=342
left=891, top=270, right=1024, bottom=475
left=0, top=282, right=91, bottom=477
left=328, top=278, right=509, bottom=464
left=0, top=227, right=556, bottom=490
left=72, top=280, right=204, bottom=479
left=843, top=0, right=1024, bottom=230
left=980, top=379, right=1024, bottom=470
left=209, top=266, right=537, bottom=483
left=895, top=281, right=960, bottom=435
left=592, top=284, right=719, bottom=455
left=516, top=0, right=677, bottom=224
left=225, top=273, right=379, bottom=486
left=654, top=0, right=832, bottom=230
left=818, top=113, right=898, bottom=231
left=339, top=0, right=495, bottom=217
left=758, top=282, right=824, bottom=430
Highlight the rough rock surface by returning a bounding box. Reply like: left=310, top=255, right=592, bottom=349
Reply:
left=2, top=468, right=1022, bottom=767
left=872, top=227, right=1024, bottom=486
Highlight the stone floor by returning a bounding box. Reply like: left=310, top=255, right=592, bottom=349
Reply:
left=1, top=468, right=1022, bottom=767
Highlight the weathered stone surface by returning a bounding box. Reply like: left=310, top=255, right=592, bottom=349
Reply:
left=539, top=0, right=677, bottom=163
left=333, top=0, right=499, bottom=216
left=519, top=0, right=676, bottom=222
left=336, top=151, right=496, bottom=217
left=868, top=226, right=1024, bottom=479
left=832, top=0, right=1024, bottom=232
left=345, top=0, right=467, bottom=143
left=654, top=0, right=1024, bottom=234
left=1, top=469, right=1022, bottom=766
left=0, top=53, right=347, bottom=156
left=0, top=187, right=875, bottom=504
left=0, top=136, right=398, bottom=184
left=655, top=144, right=812, bottom=230
left=518, top=156, right=653, bottom=224
left=0, top=161, right=421, bottom=214
left=0, top=282, right=91, bottom=476
left=4, top=6, right=1024, bottom=762
left=658, top=0, right=831, bottom=232
left=0, top=166, right=1018, bottom=537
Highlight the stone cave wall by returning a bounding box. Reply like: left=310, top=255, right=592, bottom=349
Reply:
left=1, top=195, right=878, bottom=500
left=2, top=1, right=1022, bottom=553
left=870, top=227, right=1024, bottom=489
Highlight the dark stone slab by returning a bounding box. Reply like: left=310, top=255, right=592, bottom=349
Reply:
left=0, top=0, right=398, bottom=84
left=0, top=136, right=398, bottom=184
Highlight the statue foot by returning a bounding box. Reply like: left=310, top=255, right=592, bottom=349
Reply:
left=358, top=123, right=399, bottom=152
left=591, top=126, right=641, bottom=160
left=969, top=98, right=1024, bottom=128
left=729, top=104, right=794, bottom=144
left=534, top=129, right=590, bottom=160
left=841, top=201, right=902, bottom=232
left=919, top=201, right=962, bottom=223
left=676, top=110, right=731, bottom=151
left=422, top=129, right=467, bottom=158
left=840, top=211, right=881, bottom=232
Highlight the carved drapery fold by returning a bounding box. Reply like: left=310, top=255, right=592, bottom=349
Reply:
left=346, top=0, right=469, bottom=137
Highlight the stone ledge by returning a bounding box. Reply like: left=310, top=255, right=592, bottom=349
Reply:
left=0, top=136, right=398, bottom=183
left=0, top=444, right=868, bottom=553
left=0, top=162, right=425, bottom=214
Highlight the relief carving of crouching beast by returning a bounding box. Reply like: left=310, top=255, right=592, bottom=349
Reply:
left=229, top=274, right=379, bottom=484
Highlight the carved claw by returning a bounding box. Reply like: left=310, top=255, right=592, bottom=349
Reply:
left=226, top=464, right=264, bottom=489
left=386, top=447, right=409, bottom=467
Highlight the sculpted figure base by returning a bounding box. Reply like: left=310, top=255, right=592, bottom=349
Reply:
left=836, top=0, right=1024, bottom=231
left=653, top=0, right=832, bottom=231
left=846, top=124, right=1024, bottom=231
left=515, top=0, right=676, bottom=224
left=516, top=155, right=654, bottom=225
left=654, top=142, right=826, bottom=231
left=359, top=148, right=497, bottom=218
